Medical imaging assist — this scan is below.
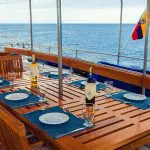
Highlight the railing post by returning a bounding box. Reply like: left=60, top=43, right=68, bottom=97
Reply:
left=76, top=50, right=78, bottom=58
left=49, top=46, right=51, bottom=53
left=56, top=0, right=63, bottom=104
left=142, top=0, right=150, bottom=95
left=117, top=0, right=123, bottom=65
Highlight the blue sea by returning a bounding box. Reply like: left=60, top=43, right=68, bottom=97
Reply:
left=0, top=24, right=149, bottom=69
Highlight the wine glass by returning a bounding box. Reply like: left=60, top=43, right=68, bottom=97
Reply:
left=38, top=63, right=44, bottom=74
left=104, top=80, right=113, bottom=97
left=7, top=72, right=17, bottom=85
left=69, top=67, right=74, bottom=77
left=64, top=68, right=74, bottom=84
left=82, top=103, right=95, bottom=128
left=37, top=83, right=47, bottom=103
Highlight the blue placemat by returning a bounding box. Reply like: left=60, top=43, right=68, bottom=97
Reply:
left=24, top=106, right=85, bottom=139
left=0, top=79, right=12, bottom=88
left=41, top=72, right=68, bottom=79
left=71, top=80, right=106, bottom=91
left=0, top=90, right=41, bottom=109
left=111, top=91, right=150, bottom=110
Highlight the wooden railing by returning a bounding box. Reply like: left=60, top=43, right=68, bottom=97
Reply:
left=5, top=47, right=150, bottom=89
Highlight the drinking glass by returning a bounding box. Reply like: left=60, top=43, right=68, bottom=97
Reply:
left=38, top=63, right=44, bottom=74
left=104, top=80, right=113, bottom=97
left=37, top=83, right=47, bottom=103
left=7, top=72, right=17, bottom=85
left=64, top=68, right=74, bottom=84
left=69, top=67, right=74, bottom=77
left=82, top=103, right=95, bottom=128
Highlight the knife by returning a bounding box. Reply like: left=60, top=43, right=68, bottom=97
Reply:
left=55, top=127, right=86, bottom=138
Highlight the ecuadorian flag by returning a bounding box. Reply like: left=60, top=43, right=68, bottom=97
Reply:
left=132, top=10, right=147, bottom=40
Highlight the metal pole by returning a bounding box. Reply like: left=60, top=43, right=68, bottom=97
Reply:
left=49, top=46, right=51, bottom=53
left=117, top=0, right=123, bottom=65
left=76, top=50, right=78, bottom=58
left=142, top=0, right=150, bottom=95
left=56, top=0, right=63, bottom=103
left=29, top=0, right=33, bottom=51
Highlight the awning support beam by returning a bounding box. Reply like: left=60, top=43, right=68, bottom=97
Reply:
left=117, top=0, right=123, bottom=65
left=142, top=0, right=150, bottom=95
left=29, top=0, right=33, bottom=51
left=56, top=0, right=63, bottom=103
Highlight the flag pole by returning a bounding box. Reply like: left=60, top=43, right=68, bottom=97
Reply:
left=56, top=0, right=63, bottom=104
left=117, top=0, right=123, bottom=65
left=142, top=0, right=150, bottom=95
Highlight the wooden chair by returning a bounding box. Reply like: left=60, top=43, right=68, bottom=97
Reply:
left=0, top=52, right=10, bottom=56
left=0, top=105, right=30, bottom=150
left=0, top=54, right=23, bottom=78
left=0, top=105, right=63, bottom=150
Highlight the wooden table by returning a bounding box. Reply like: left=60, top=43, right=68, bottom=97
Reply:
left=0, top=72, right=150, bottom=150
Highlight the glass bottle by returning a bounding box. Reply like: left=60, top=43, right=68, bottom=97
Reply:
left=29, top=54, right=38, bottom=88
left=85, top=67, right=96, bottom=104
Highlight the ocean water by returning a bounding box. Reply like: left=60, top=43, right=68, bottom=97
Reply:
left=0, top=24, right=149, bottom=69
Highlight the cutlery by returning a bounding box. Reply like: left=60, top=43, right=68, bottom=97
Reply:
left=111, top=91, right=126, bottom=96
left=55, top=127, right=86, bottom=138
left=39, top=99, right=48, bottom=104
left=118, top=99, right=131, bottom=104
left=112, top=97, right=131, bottom=104
left=27, top=101, right=42, bottom=106
left=23, top=107, right=49, bottom=115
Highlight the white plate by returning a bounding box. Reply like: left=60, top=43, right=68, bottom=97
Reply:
left=5, top=93, right=29, bottom=101
left=39, top=112, right=69, bottom=125
left=81, top=81, right=99, bottom=85
left=0, top=80, right=3, bottom=83
left=123, top=93, right=146, bottom=101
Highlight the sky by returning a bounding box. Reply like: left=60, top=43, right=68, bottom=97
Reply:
left=0, top=0, right=147, bottom=23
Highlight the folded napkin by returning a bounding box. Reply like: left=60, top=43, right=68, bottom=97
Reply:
left=24, top=106, right=85, bottom=139
left=71, top=80, right=106, bottom=91
left=0, top=90, right=41, bottom=109
left=111, top=91, right=150, bottom=110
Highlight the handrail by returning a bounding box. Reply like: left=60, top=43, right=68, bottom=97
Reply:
left=5, top=47, right=150, bottom=89
left=8, top=43, right=150, bottom=62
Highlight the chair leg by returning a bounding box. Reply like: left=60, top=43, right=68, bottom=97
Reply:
left=0, top=143, right=4, bottom=150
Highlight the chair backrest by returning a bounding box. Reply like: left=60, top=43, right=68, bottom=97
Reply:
left=0, top=54, right=23, bottom=78
left=0, top=105, right=30, bottom=150
left=0, top=52, right=10, bottom=56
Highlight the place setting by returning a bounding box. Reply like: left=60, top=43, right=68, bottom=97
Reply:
left=71, top=79, right=106, bottom=91
left=0, top=89, right=43, bottom=109
left=23, top=102, right=95, bottom=139
left=110, top=90, right=150, bottom=110
left=41, top=71, right=68, bottom=79
left=0, top=72, right=16, bottom=88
